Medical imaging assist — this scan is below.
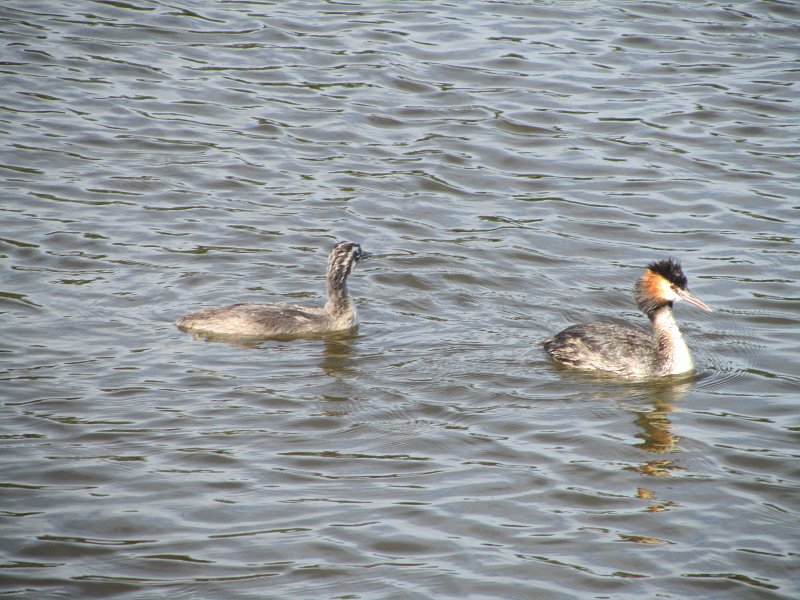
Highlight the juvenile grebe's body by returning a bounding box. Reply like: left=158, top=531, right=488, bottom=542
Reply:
left=543, top=259, right=711, bottom=378
left=176, top=241, right=371, bottom=338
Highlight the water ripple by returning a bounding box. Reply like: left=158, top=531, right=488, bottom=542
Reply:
left=1, top=1, right=798, bottom=598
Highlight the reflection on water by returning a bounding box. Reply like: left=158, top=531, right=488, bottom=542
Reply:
left=2, top=0, right=799, bottom=598
left=630, top=399, right=682, bottom=479
left=634, top=399, right=679, bottom=454
left=319, top=335, right=359, bottom=376
left=635, top=382, right=690, bottom=455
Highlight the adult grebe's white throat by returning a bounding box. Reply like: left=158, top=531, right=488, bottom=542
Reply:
left=650, top=303, right=694, bottom=375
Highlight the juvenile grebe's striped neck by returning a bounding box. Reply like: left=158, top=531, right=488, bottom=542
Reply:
left=325, top=242, right=371, bottom=318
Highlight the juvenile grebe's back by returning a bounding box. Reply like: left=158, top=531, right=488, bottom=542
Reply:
left=543, top=258, right=711, bottom=378
left=176, top=241, right=371, bottom=338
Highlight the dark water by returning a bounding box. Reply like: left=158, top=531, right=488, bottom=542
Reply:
left=1, top=1, right=798, bottom=598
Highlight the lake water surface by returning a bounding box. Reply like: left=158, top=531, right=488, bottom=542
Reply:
left=1, top=1, right=799, bottom=598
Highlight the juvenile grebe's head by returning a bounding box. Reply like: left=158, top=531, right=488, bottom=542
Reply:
left=635, top=258, right=711, bottom=316
left=328, top=241, right=372, bottom=278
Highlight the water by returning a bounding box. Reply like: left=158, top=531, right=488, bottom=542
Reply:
left=1, top=1, right=798, bottom=598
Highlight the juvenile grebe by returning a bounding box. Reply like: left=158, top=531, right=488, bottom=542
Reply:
left=176, top=241, right=371, bottom=338
left=543, top=258, right=711, bottom=378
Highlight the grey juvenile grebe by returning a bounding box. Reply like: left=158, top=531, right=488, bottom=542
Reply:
left=176, top=241, right=371, bottom=338
left=543, top=258, right=711, bottom=378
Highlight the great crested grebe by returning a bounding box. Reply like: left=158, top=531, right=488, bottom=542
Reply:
left=176, top=241, right=371, bottom=338
left=543, top=258, right=711, bottom=378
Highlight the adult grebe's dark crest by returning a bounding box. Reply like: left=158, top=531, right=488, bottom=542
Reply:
left=176, top=241, right=371, bottom=338
left=543, top=258, right=711, bottom=378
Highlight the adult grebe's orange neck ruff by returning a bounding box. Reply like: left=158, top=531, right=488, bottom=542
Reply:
left=636, top=258, right=692, bottom=318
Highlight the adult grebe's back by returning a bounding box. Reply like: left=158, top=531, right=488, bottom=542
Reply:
left=543, top=259, right=711, bottom=378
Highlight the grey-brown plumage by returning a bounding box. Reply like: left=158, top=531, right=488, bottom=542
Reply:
left=176, top=241, right=371, bottom=338
left=543, top=258, right=711, bottom=378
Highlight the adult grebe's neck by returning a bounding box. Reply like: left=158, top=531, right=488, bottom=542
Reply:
left=324, top=266, right=353, bottom=317
left=648, top=304, right=694, bottom=376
